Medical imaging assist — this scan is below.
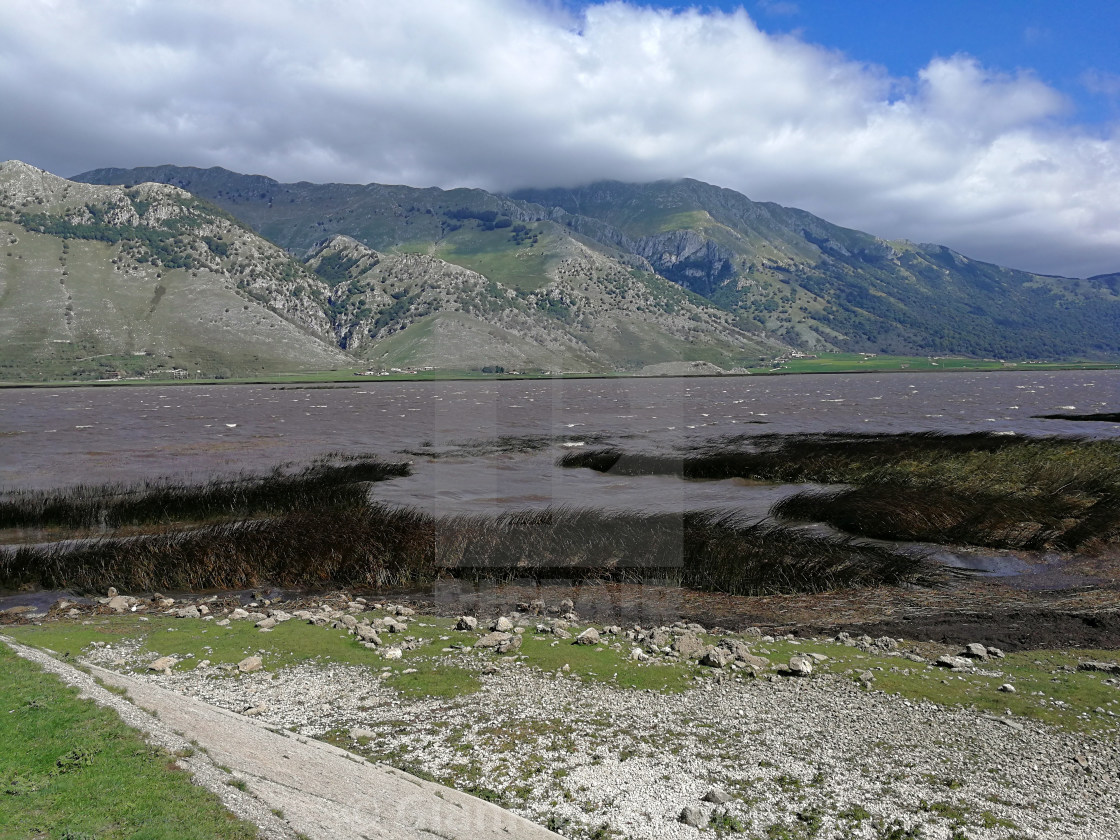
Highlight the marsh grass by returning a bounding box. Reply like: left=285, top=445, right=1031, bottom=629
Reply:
left=560, top=433, right=1120, bottom=552
left=0, top=454, right=411, bottom=531
left=0, top=505, right=941, bottom=595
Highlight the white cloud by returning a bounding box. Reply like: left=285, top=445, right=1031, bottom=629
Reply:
left=0, top=0, right=1117, bottom=276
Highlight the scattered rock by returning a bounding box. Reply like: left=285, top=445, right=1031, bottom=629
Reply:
left=237, top=656, right=263, bottom=673
left=456, top=616, right=478, bottom=632
left=230, top=608, right=250, bottom=620
left=493, top=616, right=514, bottom=632
left=999, top=683, right=1016, bottom=693
left=936, top=655, right=973, bottom=670
left=256, top=617, right=278, bottom=630
left=475, top=632, right=514, bottom=649
left=700, top=647, right=732, bottom=668
left=176, top=606, right=201, bottom=619
left=679, top=805, right=705, bottom=828
left=1078, top=661, right=1120, bottom=674
left=671, top=632, right=706, bottom=659
left=702, top=787, right=732, bottom=805
left=148, top=656, right=176, bottom=672
left=788, top=655, right=813, bottom=677
left=574, top=628, right=601, bottom=646
left=382, top=647, right=403, bottom=661
left=964, top=643, right=989, bottom=660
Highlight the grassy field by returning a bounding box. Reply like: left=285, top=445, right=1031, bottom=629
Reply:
left=0, top=642, right=259, bottom=839
left=2, top=353, right=1115, bottom=388
left=6, top=610, right=1120, bottom=735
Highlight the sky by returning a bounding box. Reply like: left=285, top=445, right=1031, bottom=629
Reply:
left=1, top=0, right=1118, bottom=278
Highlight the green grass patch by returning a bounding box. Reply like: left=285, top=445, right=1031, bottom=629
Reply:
left=0, top=643, right=258, bottom=839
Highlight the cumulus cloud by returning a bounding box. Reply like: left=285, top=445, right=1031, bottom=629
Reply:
left=0, top=0, right=1117, bottom=276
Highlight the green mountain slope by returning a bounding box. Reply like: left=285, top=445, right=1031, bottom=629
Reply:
left=78, top=165, right=1120, bottom=361
left=0, top=161, right=351, bottom=381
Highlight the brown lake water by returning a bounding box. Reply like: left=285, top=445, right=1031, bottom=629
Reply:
left=1, top=370, right=1117, bottom=519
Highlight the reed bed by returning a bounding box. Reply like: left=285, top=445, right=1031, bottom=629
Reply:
left=0, top=455, right=411, bottom=531
left=559, top=433, right=1120, bottom=553
left=0, top=505, right=943, bottom=596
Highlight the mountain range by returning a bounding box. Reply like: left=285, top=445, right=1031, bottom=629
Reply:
left=0, top=159, right=1116, bottom=381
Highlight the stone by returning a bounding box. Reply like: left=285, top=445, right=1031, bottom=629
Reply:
left=341, top=615, right=358, bottom=629
left=215, top=619, right=230, bottom=627
left=256, top=617, right=278, bottom=630
left=148, top=656, right=176, bottom=672
left=455, top=616, right=478, bottom=631
left=788, top=655, right=813, bottom=677
left=859, top=670, right=875, bottom=686
left=630, top=648, right=648, bottom=662
left=671, top=632, right=706, bottom=659
left=529, top=599, right=546, bottom=614
left=987, top=647, right=1006, bottom=659
left=107, top=587, right=119, bottom=598
left=679, top=805, right=705, bottom=828
left=107, top=595, right=132, bottom=613
left=559, top=598, right=574, bottom=612
left=496, top=635, right=522, bottom=655
left=718, top=638, right=753, bottom=661
left=875, top=636, right=898, bottom=652
left=382, top=647, right=403, bottom=660
left=237, top=656, right=263, bottom=673
left=998, top=683, right=1016, bottom=693
left=244, top=704, right=268, bottom=717
left=742, top=627, right=763, bottom=637
left=176, top=606, right=201, bottom=619
left=574, top=628, right=600, bottom=646
left=474, top=631, right=514, bottom=649
left=700, top=647, right=732, bottom=668
left=356, top=626, right=382, bottom=645
left=936, top=655, right=973, bottom=670
left=394, top=605, right=415, bottom=617
left=230, top=608, right=250, bottom=620
left=198, top=604, right=210, bottom=616
left=964, top=643, right=989, bottom=660
left=702, top=787, right=732, bottom=805
left=492, top=616, right=514, bottom=632
left=1078, top=661, right=1120, bottom=674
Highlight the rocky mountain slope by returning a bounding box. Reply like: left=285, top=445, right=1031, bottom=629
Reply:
left=78, top=164, right=1120, bottom=361
left=0, top=161, right=351, bottom=380
left=1, top=162, right=784, bottom=380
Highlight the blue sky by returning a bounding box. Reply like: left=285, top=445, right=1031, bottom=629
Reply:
left=1, top=0, right=1118, bottom=276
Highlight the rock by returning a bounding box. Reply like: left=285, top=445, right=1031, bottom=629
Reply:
left=385, top=619, right=408, bottom=634
left=679, top=805, right=705, bottom=828
left=237, top=656, right=263, bottom=673
left=382, top=647, right=403, bottom=660
left=964, top=642, right=989, bottom=660
left=475, top=631, right=514, bottom=649
left=255, top=617, right=278, bottom=630
left=496, top=635, right=522, bottom=655
left=700, top=647, right=732, bottom=668
left=107, top=587, right=118, bottom=599
left=106, top=595, right=133, bottom=613
left=1078, top=661, right=1120, bottom=674
left=999, top=683, right=1016, bottom=693
left=987, top=647, right=1005, bottom=659
left=176, top=605, right=201, bottom=619
left=858, top=670, right=875, bottom=686
left=394, top=605, right=415, bottom=617
left=243, top=704, right=268, bottom=717
left=529, top=599, right=546, bottom=614
left=574, top=628, right=601, bottom=646
left=702, top=787, right=732, bottom=805
left=739, top=653, right=770, bottom=673
left=936, top=655, right=973, bottom=670
left=552, top=626, right=572, bottom=639
left=742, top=627, right=762, bottom=637
left=455, top=616, right=478, bottom=631
left=788, top=655, right=813, bottom=677
left=630, top=648, right=648, bottom=662
left=718, top=638, right=753, bottom=660
left=198, top=604, right=210, bottom=616
left=874, top=636, right=898, bottom=652
left=148, top=656, right=176, bottom=672
left=492, top=616, right=514, bottom=632
left=559, top=598, right=574, bottom=612
left=215, top=619, right=230, bottom=627
left=671, top=632, right=706, bottom=659
left=230, top=608, right=250, bottom=620
left=356, top=626, right=382, bottom=645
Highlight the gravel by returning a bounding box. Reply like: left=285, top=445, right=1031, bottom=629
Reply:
left=81, top=624, right=1120, bottom=840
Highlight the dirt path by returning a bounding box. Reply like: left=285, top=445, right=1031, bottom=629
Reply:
left=1, top=635, right=558, bottom=840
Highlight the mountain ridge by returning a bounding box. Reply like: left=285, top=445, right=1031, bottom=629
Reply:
left=75, top=164, right=1120, bottom=362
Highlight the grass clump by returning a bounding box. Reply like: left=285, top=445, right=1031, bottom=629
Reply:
left=0, top=453, right=410, bottom=532
left=2, top=504, right=939, bottom=596
left=0, top=644, right=258, bottom=839
left=560, top=433, right=1120, bottom=553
